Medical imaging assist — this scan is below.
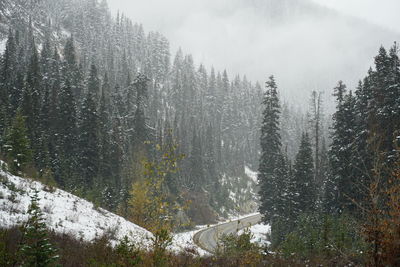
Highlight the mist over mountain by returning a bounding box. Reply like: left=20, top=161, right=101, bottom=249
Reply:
left=108, top=0, right=399, bottom=108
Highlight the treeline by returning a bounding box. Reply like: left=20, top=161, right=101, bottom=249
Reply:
left=0, top=0, right=263, bottom=223
left=258, top=44, right=400, bottom=264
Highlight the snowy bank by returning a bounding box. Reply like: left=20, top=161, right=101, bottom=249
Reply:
left=238, top=223, right=271, bottom=247
left=0, top=165, right=152, bottom=248
left=245, top=166, right=258, bottom=183
left=172, top=227, right=210, bottom=256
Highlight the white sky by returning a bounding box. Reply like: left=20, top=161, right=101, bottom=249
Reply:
left=312, top=0, right=400, bottom=32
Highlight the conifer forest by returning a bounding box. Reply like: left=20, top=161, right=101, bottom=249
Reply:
left=0, top=0, right=399, bottom=266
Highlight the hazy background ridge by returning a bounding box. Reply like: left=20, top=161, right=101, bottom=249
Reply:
left=107, top=0, right=400, bottom=109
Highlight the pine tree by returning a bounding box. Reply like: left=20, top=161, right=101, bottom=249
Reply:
left=204, top=123, right=218, bottom=197
left=78, top=65, right=100, bottom=190
left=293, top=132, right=316, bottom=215
left=22, top=37, right=42, bottom=168
left=4, top=110, right=33, bottom=175
left=47, top=48, right=63, bottom=186
left=378, top=44, right=400, bottom=165
left=58, top=79, right=78, bottom=188
left=1, top=29, right=18, bottom=125
left=87, top=64, right=101, bottom=101
left=327, top=82, right=357, bottom=213
left=258, top=76, right=283, bottom=223
left=170, top=49, right=184, bottom=111
left=275, top=152, right=293, bottom=220
left=19, top=190, right=59, bottom=267
left=189, top=127, right=204, bottom=191
left=107, top=116, right=124, bottom=210
left=353, top=79, right=373, bottom=206
left=132, top=73, right=150, bottom=150
left=367, top=46, right=399, bottom=164
left=37, top=81, right=51, bottom=173
left=98, top=74, right=113, bottom=203
left=163, top=122, right=179, bottom=195
left=40, top=30, right=53, bottom=104
left=308, top=91, right=324, bottom=188
left=125, top=74, right=135, bottom=144
left=62, top=36, right=83, bottom=99
left=319, top=139, right=331, bottom=208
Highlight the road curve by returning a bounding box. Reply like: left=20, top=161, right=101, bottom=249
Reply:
left=193, top=214, right=262, bottom=254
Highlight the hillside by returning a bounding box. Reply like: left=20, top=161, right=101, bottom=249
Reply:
left=0, top=161, right=152, bottom=247
left=0, top=161, right=260, bottom=256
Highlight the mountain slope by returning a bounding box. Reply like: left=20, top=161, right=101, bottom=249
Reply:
left=119, top=0, right=400, bottom=108
left=0, top=0, right=262, bottom=223
left=0, top=162, right=152, bottom=247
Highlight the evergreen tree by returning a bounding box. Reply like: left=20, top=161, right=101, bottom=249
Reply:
left=353, top=79, right=373, bottom=206
left=258, top=76, right=283, bottom=223
left=4, top=110, right=33, bottom=175
left=125, top=74, right=135, bottom=144
left=19, top=190, right=59, bottom=267
left=308, top=91, right=324, bottom=188
left=293, top=132, right=316, bottom=215
left=78, top=65, right=100, bottom=190
left=204, top=123, right=218, bottom=196
left=327, top=82, right=357, bottom=213
left=22, top=37, right=42, bottom=168
left=47, top=48, right=62, bottom=186
left=37, top=81, right=51, bottom=173
left=318, top=139, right=331, bottom=208
left=62, top=36, right=83, bottom=99
left=58, top=79, right=78, bottom=188
left=1, top=29, right=18, bottom=125
left=132, top=73, right=150, bottom=150
left=375, top=45, right=400, bottom=165
left=98, top=74, right=114, bottom=204
left=163, top=122, right=179, bottom=195
left=87, top=63, right=101, bottom=101
left=189, top=127, right=204, bottom=191
left=107, top=116, right=124, bottom=209
left=40, top=30, right=53, bottom=103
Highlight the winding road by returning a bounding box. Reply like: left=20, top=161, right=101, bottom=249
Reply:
left=193, top=214, right=262, bottom=254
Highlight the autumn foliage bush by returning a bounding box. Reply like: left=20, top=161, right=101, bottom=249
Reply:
left=363, top=164, right=400, bottom=267
left=216, top=228, right=263, bottom=266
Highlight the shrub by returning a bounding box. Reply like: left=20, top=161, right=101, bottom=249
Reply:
left=18, top=190, right=59, bottom=266
left=151, top=228, right=173, bottom=267
left=278, top=213, right=366, bottom=263
left=115, top=236, right=142, bottom=266
left=217, top=228, right=263, bottom=266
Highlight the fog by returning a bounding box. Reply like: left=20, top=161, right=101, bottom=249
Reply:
left=313, top=0, right=400, bottom=32
left=107, top=0, right=400, bottom=107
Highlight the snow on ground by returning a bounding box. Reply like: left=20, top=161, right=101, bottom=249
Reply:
left=226, top=212, right=260, bottom=221
left=0, top=164, right=153, bottom=248
left=172, top=212, right=262, bottom=256
left=245, top=166, right=258, bottom=183
left=238, top=223, right=271, bottom=247
left=172, top=226, right=210, bottom=256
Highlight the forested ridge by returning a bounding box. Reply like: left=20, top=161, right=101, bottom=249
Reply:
left=0, top=0, right=268, bottom=224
